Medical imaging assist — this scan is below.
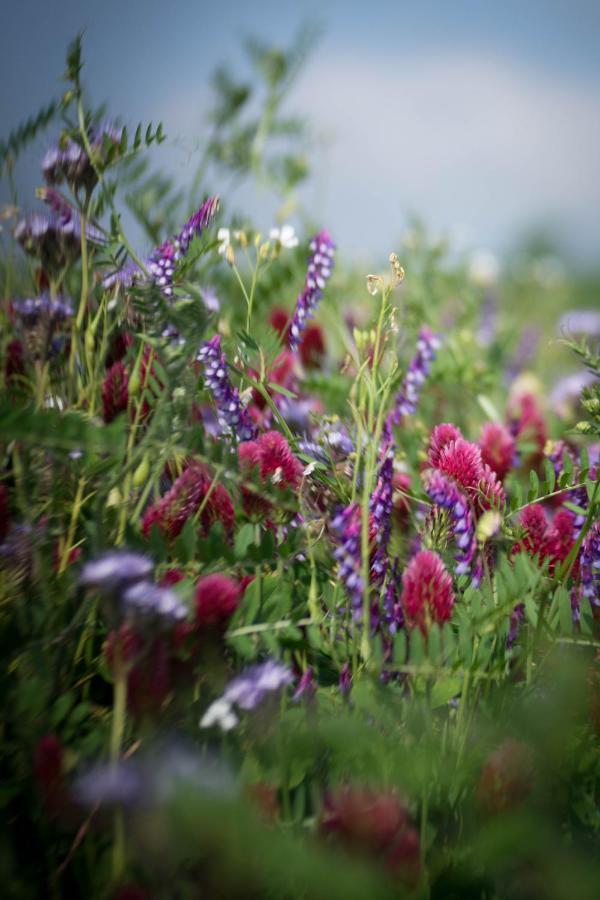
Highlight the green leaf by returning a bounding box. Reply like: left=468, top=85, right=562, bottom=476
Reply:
left=0, top=401, right=127, bottom=455
left=234, top=523, right=255, bottom=560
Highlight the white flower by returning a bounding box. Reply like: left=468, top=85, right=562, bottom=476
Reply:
left=217, top=227, right=231, bottom=256
left=269, top=224, right=299, bottom=249
left=200, top=698, right=239, bottom=731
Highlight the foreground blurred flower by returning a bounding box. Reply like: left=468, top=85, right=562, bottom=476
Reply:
left=320, top=787, right=420, bottom=886
left=391, top=327, right=440, bottom=423
left=34, top=733, right=65, bottom=814
left=401, top=550, right=455, bottom=631
left=42, top=122, right=123, bottom=191
left=477, top=739, right=533, bottom=816
left=141, top=461, right=235, bottom=542
left=195, top=573, right=241, bottom=630
left=121, top=580, right=187, bottom=626
left=197, top=334, right=256, bottom=442
left=102, top=360, right=129, bottom=423
left=79, top=551, right=153, bottom=593
left=289, top=229, right=335, bottom=351
left=200, top=660, right=294, bottom=731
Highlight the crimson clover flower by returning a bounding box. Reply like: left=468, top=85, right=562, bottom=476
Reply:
left=400, top=549, right=455, bottom=631
left=289, top=229, right=335, bottom=351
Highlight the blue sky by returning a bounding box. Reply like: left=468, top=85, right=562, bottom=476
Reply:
left=2, top=0, right=600, bottom=265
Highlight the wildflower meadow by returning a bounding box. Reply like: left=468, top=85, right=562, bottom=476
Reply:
left=1, top=33, right=599, bottom=900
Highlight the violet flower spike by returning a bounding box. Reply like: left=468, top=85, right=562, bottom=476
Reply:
left=331, top=502, right=363, bottom=621
left=392, top=327, right=441, bottom=424
left=369, top=435, right=395, bottom=583
left=426, top=471, right=477, bottom=576
left=289, top=229, right=335, bottom=351
left=196, top=334, right=257, bottom=442
left=580, top=521, right=600, bottom=613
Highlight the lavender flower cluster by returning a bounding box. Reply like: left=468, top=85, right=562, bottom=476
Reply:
left=391, top=327, right=441, bottom=423
left=12, top=293, right=73, bottom=327
left=289, top=229, right=335, bottom=351
left=426, top=471, right=476, bottom=576
left=42, top=122, right=123, bottom=191
left=196, top=335, right=257, bottom=442
left=331, top=503, right=364, bottom=621
left=79, top=550, right=187, bottom=627
left=200, top=661, right=294, bottom=731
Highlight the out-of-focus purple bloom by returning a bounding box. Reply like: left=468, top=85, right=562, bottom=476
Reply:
left=289, top=229, right=335, bottom=351
left=196, top=334, right=256, bottom=441
left=369, top=430, right=395, bottom=583
left=550, top=370, right=598, bottom=412
left=505, top=326, right=540, bottom=382
left=507, top=603, right=525, bottom=649
left=339, top=662, right=352, bottom=698
left=426, top=471, right=476, bottom=576
left=580, top=521, right=600, bottom=613
left=570, top=586, right=581, bottom=627
left=558, top=310, right=600, bottom=339
left=331, top=502, right=363, bottom=621
left=200, top=660, right=294, bottom=731
left=79, top=551, right=153, bottom=592
left=121, top=580, right=187, bottom=625
left=293, top=667, right=317, bottom=702
left=73, top=759, right=145, bottom=811
left=297, top=439, right=329, bottom=464
left=391, top=327, right=440, bottom=423
left=42, top=122, right=123, bottom=191
left=199, top=285, right=220, bottom=314
left=13, top=292, right=73, bottom=327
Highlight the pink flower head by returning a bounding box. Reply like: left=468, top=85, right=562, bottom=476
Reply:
left=401, top=550, right=455, bottom=630
left=427, top=423, right=463, bottom=468
left=195, top=573, right=240, bottom=629
left=479, top=422, right=515, bottom=482
left=239, top=431, right=303, bottom=490
left=436, top=438, right=484, bottom=492
left=141, top=462, right=234, bottom=542
left=102, top=360, right=129, bottom=423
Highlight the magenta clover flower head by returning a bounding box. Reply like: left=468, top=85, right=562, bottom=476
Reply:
left=196, top=334, right=257, bottom=442
left=392, top=327, right=441, bottom=423
left=580, top=521, right=600, bottom=612
left=289, top=229, right=335, bottom=351
left=331, top=502, right=363, bottom=621
left=425, top=471, right=476, bottom=576
left=121, top=580, right=188, bottom=626
left=200, top=660, right=294, bottom=731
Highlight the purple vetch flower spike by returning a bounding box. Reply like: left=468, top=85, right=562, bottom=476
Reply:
left=331, top=502, right=363, bottom=621
left=425, top=471, right=476, bottom=576
left=580, top=521, right=600, bottom=614
left=13, top=292, right=73, bottom=327
left=391, top=327, right=441, bottom=423
left=103, top=196, right=219, bottom=295
left=289, top=229, right=335, bottom=351
left=196, top=334, right=257, bottom=441
left=369, top=433, right=395, bottom=583
left=382, top=558, right=404, bottom=634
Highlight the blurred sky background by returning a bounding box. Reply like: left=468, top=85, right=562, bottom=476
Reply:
left=1, top=0, right=600, bottom=267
